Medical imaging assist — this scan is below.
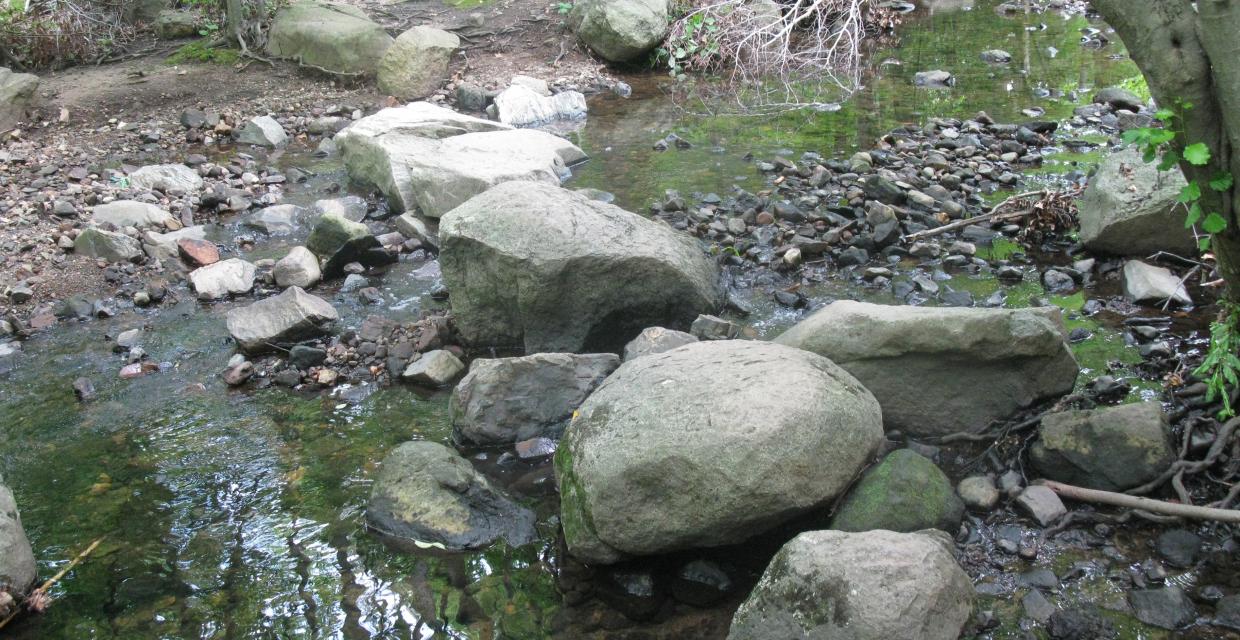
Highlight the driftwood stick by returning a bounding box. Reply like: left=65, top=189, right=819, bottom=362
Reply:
left=904, top=190, right=1048, bottom=242
left=1038, top=480, right=1240, bottom=523
left=0, top=537, right=105, bottom=630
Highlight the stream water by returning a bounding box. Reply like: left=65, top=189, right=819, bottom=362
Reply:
left=0, top=1, right=1203, bottom=638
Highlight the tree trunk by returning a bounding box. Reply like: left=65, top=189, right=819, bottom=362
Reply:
left=1091, top=0, right=1240, bottom=299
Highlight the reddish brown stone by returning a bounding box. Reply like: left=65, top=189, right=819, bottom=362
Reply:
left=756, top=211, right=775, bottom=225
left=178, top=238, right=220, bottom=266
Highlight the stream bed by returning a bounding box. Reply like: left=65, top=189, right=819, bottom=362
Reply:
left=1, top=1, right=1224, bottom=638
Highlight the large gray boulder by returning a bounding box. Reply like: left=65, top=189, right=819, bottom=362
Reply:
left=1031, top=402, right=1175, bottom=491
left=336, top=104, right=585, bottom=217
left=440, top=181, right=722, bottom=353
left=189, top=258, right=257, bottom=300
left=775, top=301, right=1078, bottom=437
left=75, top=227, right=144, bottom=263
left=450, top=353, right=621, bottom=446
left=377, top=26, right=460, bottom=100
left=128, top=164, right=203, bottom=193
left=1078, top=147, right=1195, bottom=256
left=0, top=482, right=36, bottom=596
left=266, top=1, right=394, bottom=75
left=225, top=286, right=339, bottom=353
left=0, top=67, right=39, bottom=131
left=728, top=529, right=974, bottom=640
left=570, top=0, right=670, bottom=62
left=366, top=440, right=536, bottom=550
left=555, top=340, right=884, bottom=564
left=92, top=200, right=174, bottom=228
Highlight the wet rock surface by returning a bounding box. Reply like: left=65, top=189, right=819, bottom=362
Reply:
left=366, top=440, right=536, bottom=550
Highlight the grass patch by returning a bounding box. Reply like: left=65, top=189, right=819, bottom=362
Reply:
left=167, top=39, right=239, bottom=65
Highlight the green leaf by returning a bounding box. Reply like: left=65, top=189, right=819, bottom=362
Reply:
left=1121, top=128, right=1149, bottom=145
left=1203, top=212, right=1229, bottom=234
left=1143, top=146, right=1157, bottom=163
left=1210, top=172, right=1234, bottom=192
left=1158, top=151, right=1180, bottom=171
left=1148, top=129, right=1175, bottom=145
left=1184, top=142, right=1211, bottom=165
left=1200, top=236, right=1213, bottom=251
left=1178, top=182, right=1202, bottom=203
left=1186, top=202, right=1204, bottom=227
left=1155, top=108, right=1176, bottom=122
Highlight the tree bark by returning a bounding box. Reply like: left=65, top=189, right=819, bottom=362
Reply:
left=1091, top=0, right=1240, bottom=298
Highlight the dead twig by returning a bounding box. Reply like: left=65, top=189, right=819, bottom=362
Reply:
left=0, top=537, right=106, bottom=631
left=1039, top=480, right=1240, bottom=523
left=903, top=190, right=1049, bottom=242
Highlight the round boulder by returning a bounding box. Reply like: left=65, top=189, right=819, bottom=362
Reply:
left=569, top=0, right=670, bottom=62
left=830, top=449, right=964, bottom=534
left=0, top=482, right=36, bottom=596
left=377, top=26, right=460, bottom=100
left=728, top=529, right=974, bottom=640
left=555, top=340, right=884, bottom=564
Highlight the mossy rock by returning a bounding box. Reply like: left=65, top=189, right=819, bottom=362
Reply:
left=831, top=449, right=964, bottom=533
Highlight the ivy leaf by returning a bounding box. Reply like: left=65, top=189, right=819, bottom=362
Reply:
left=1178, top=182, right=1201, bottom=203
left=1121, top=128, right=1149, bottom=145
left=1203, top=212, right=1229, bottom=234
left=1210, top=172, right=1234, bottom=192
left=1186, top=202, right=1204, bottom=228
left=1158, top=151, right=1180, bottom=172
left=1200, top=236, right=1213, bottom=251
left=1184, top=142, right=1212, bottom=165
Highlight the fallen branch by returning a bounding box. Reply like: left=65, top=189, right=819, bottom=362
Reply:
left=903, top=190, right=1049, bottom=242
left=1039, top=480, right=1240, bottom=523
left=0, top=537, right=105, bottom=631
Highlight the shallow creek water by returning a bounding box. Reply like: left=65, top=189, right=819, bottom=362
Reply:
left=0, top=2, right=1216, bottom=638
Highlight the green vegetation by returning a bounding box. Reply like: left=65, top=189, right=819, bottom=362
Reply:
left=1118, top=73, right=1151, bottom=103
left=166, top=39, right=240, bottom=65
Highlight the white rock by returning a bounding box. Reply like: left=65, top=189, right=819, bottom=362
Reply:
left=189, top=258, right=257, bottom=300
left=127, top=164, right=204, bottom=193
left=93, top=201, right=174, bottom=228
left=236, top=115, right=288, bottom=147
left=274, top=246, right=322, bottom=289
left=1122, top=260, right=1192, bottom=306
left=493, top=85, right=587, bottom=128
left=402, top=349, right=465, bottom=386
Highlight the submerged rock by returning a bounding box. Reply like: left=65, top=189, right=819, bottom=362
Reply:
left=1078, top=147, right=1194, bottom=256
left=225, top=286, right=339, bottom=353
left=266, top=0, right=393, bottom=75
left=556, top=340, right=883, bottom=564
left=728, top=529, right=973, bottom=640
left=441, top=181, right=721, bottom=353
left=570, top=0, right=670, bottom=62
left=366, top=441, right=536, bottom=550
left=450, top=352, right=620, bottom=446
left=1031, top=402, right=1175, bottom=491
left=775, top=301, right=1078, bottom=436
left=336, top=105, right=585, bottom=216
left=830, top=449, right=964, bottom=534
left=0, top=480, right=36, bottom=596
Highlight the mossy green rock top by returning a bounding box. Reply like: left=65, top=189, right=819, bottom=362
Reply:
left=1031, top=402, right=1175, bottom=491
left=267, top=1, right=394, bottom=75
left=306, top=212, right=370, bottom=257
left=728, top=529, right=974, bottom=640
left=830, top=449, right=964, bottom=534
left=365, top=441, right=536, bottom=550
left=555, top=340, right=884, bottom=564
